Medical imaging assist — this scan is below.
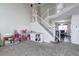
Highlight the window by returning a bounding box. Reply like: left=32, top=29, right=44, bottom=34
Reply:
left=58, top=24, right=67, bottom=31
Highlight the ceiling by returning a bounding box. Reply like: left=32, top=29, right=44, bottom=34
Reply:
left=48, top=4, right=79, bottom=20
left=36, top=3, right=56, bottom=7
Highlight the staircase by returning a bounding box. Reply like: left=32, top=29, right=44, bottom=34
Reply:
left=31, top=3, right=79, bottom=43
left=31, top=14, right=59, bottom=43
left=37, top=15, right=53, bottom=36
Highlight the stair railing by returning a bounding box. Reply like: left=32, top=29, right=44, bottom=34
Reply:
left=41, top=7, right=57, bottom=19
left=35, top=14, right=60, bottom=40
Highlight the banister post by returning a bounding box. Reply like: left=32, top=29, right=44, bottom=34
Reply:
left=47, top=8, right=49, bottom=17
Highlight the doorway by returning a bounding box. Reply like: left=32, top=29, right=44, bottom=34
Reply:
left=55, top=20, right=71, bottom=43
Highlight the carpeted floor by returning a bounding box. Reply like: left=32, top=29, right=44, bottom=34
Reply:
left=0, top=40, right=79, bottom=56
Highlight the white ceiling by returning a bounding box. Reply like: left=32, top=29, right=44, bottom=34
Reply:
left=48, top=4, right=79, bottom=20
left=36, top=3, right=56, bottom=7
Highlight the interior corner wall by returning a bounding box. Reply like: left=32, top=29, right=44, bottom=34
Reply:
left=0, top=3, right=32, bottom=35
left=71, top=15, right=79, bottom=44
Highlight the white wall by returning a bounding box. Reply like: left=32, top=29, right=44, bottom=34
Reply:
left=71, top=15, right=79, bottom=44
left=0, top=3, right=32, bottom=35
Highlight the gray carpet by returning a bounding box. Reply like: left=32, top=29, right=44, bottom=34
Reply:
left=0, top=40, right=79, bottom=56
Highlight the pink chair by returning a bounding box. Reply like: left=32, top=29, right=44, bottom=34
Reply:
left=27, top=34, right=31, bottom=40
left=13, top=30, right=21, bottom=43
left=21, top=29, right=31, bottom=41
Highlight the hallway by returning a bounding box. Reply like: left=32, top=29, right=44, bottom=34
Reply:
left=0, top=41, right=79, bottom=56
